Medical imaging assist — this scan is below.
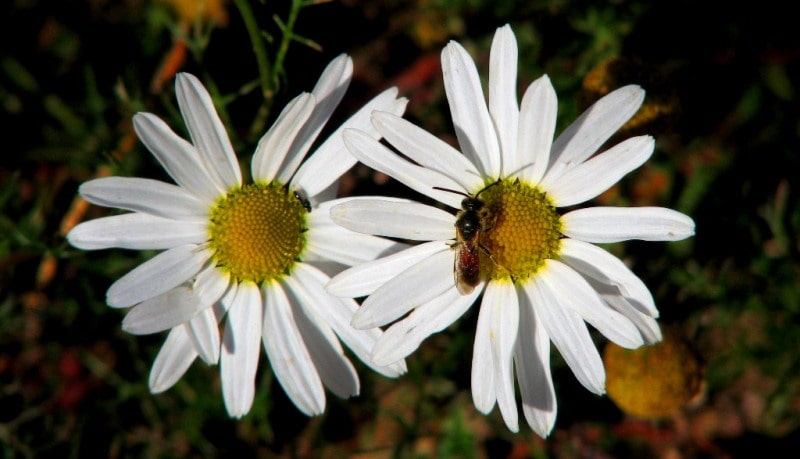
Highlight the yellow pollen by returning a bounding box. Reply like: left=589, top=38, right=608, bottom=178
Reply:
left=208, top=183, right=308, bottom=284
left=478, top=179, right=562, bottom=283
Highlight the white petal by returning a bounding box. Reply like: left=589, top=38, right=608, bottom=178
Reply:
left=122, top=286, right=203, bottom=335
left=292, top=88, right=408, bottom=198
left=489, top=25, right=520, bottom=177
left=352, top=248, right=455, bottom=329
left=307, top=181, right=339, bottom=209
left=515, top=287, right=556, bottom=437
left=540, top=260, right=643, bottom=349
left=251, top=93, right=316, bottom=183
left=284, top=276, right=379, bottom=392
left=67, top=213, right=207, bottom=250
left=545, top=136, right=654, bottom=207
left=216, top=280, right=238, bottom=319
left=342, top=129, right=464, bottom=209
left=529, top=278, right=605, bottom=395
left=221, top=282, right=262, bottom=418
left=132, top=113, right=221, bottom=203
left=560, top=238, right=657, bottom=317
left=545, top=85, right=645, bottom=183
left=284, top=277, right=360, bottom=398
left=306, top=201, right=408, bottom=267
left=277, top=55, right=352, bottom=183
left=371, top=111, right=483, bottom=191
left=442, top=40, right=501, bottom=178
left=175, top=73, right=241, bottom=190
left=472, top=294, right=496, bottom=414
left=589, top=279, right=663, bottom=345
left=485, top=282, right=520, bottom=432
left=262, top=281, right=326, bottom=415
left=107, top=245, right=211, bottom=308
left=193, top=264, right=230, bottom=308
left=187, top=307, right=220, bottom=364
left=326, top=241, right=449, bottom=298
left=149, top=325, right=197, bottom=393
left=372, top=286, right=479, bottom=366
left=330, top=198, right=455, bottom=241
left=562, top=207, right=696, bottom=243
left=306, top=226, right=404, bottom=268
left=287, top=263, right=406, bottom=377
left=515, top=75, right=557, bottom=184
left=79, top=177, right=208, bottom=220
left=287, top=289, right=363, bottom=399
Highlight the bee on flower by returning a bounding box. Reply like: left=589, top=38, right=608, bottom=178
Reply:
left=326, top=25, right=695, bottom=436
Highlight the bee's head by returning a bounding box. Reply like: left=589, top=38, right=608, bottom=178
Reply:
left=462, top=197, right=484, bottom=212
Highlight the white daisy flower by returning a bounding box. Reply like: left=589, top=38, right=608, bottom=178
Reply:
left=326, top=25, right=695, bottom=436
left=67, top=55, right=408, bottom=418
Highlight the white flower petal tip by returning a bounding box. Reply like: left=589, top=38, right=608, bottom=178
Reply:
left=325, top=240, right=448, bottom=299
left=330, top=198, right=454, bottom=241
left=105, top=244, right=210, bottom=308
left=516, top=74, right=557, bottom=184
left=547, top=135, right=656, bottom=207
left=388, top=361, right=409, bottom=377
left=252, top=92, right=316, bottom=183
left=441, top=39, right=501, bottom=177
left=350, top=309, right=374, bottom=331
left=121, top=286, right=203, bottom=335
left=291, top=87, right=407, bottom=198
left=611, top=84, right=645, bottom=107
left=369, top=111, right=484, bottom=191
left=221, top=283, right=263, bottom=419
left=489, top=24, right=520, bottom=178
left=363, top=335, right=409, bottom=374
left=129, top=112, right=221, bottom=203
left=496, top=23, right=514, bottom=37
left=369, top=349, right=403, bottom=370
left=175, top=73, right=241, bottom=191
left=78, top=177, right=209, bottom=220
left=261, top=282, right=327, bottom=417
left=563, top=207, right=696, bottom=243
left=148, top=326, right=197, bottom=394
left=66, top=214, right=207, bottom=251
left=341, top=129, right=465, bottom=208
left=187, top=308, right=221, bottom=365
left=531, top=419, right=556, bottom=438
left=545, top=84, right=647, bottom=185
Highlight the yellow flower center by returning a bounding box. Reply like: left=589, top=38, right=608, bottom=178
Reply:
left=208, top=183, right=308, bottom=284
left=477, top=179, right=562, bottom=283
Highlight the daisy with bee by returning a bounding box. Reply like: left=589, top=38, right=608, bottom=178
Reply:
left=327, top=25, right=694, bottom=435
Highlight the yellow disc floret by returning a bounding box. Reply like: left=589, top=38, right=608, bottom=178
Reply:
left=478, top=179, right=562, bottom=283
left=208, top=183, right=308, bottom=284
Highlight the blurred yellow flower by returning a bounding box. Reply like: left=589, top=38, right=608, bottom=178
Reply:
left=604, top=326, right=705, bottom=419
left=160, top=0, right=229, bottom=26
left=582, top=57, right=678, bottom=134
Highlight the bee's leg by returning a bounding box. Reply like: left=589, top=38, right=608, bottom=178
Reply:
left=481, top=211, right=498, bottom=233
left=478, top=242, right=516, bottom=281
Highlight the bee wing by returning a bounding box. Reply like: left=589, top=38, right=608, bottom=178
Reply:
left=454, top=247, right=475, bottom=295
left=454, top=242, right=480, bottom=295
left=456, top=277, right=476, bottom=295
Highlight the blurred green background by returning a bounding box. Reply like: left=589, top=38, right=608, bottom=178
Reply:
left=1, top=0, right=799, bottom=457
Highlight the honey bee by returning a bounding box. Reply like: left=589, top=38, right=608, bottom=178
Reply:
left=434, top=180, right=500, bottom=295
